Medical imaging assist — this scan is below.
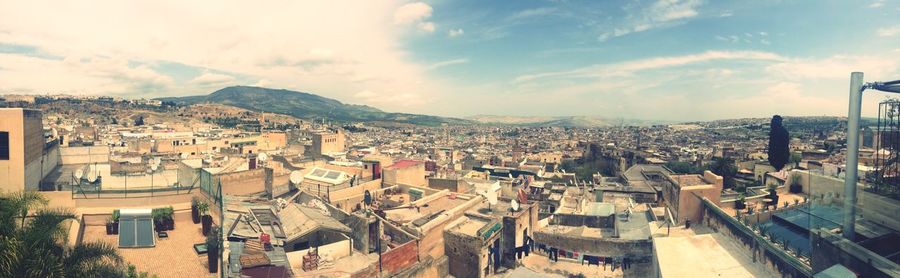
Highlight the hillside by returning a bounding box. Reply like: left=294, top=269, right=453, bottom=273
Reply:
left=158, top=86, right=472, bottom=126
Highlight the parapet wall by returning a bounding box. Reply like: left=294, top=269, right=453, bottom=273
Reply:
left=699, top=197, right=811, bottom=278
left=532, top=230, right=653, bottom=257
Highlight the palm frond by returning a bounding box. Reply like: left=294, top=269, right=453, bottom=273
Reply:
left=24, top=248, right=65, bottom=278
left=64, top=241, right=122, bottom=274
left=69, top=260, right=125, bottom=278
left=0, top=237, right=25, bottom=277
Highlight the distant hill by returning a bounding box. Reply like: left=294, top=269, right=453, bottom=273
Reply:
left=158, top=86, right=472, bottom=126
left=467, top=115, right=673, bottom=127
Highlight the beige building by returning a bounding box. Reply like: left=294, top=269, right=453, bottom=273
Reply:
left=0, top=108, right=58, bottom=193
left=383, top=160, right=426, bottom=187
left=311, top=129, right=345, bottom=157
left=665, top=170, right=723, bottom=224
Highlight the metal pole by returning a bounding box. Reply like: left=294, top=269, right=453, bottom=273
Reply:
left=843, top=72, right=863, bottom=240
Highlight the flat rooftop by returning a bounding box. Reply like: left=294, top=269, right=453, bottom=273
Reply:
left=448, top=216, right=492, bottom=237
left=670, top=174, right=710, bottom=187
left=541, top=225, right=615, bottom=239
left=384, top=192, right=470, bottom=226
left=655, top=233, right=777, bottom=277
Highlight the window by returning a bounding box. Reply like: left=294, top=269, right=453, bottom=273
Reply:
left=0, top=132, right=8, bottom=160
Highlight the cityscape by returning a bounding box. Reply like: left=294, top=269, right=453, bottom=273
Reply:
left=2, top=1, right=900, bottom=278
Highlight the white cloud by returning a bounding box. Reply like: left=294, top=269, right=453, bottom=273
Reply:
left=508, top=7, right=558, bottom=21
left=869, top=0, right=885, bottom=8
left=514, top=50, right=785, bottom=83
left=877, top=26, right=900, bottom=37
left=427, top=58, right=468, bottom=70
left=418, top=22, right=435, bottom=33
left=601, top=0, right=704, bottom=40
left=0, top=53, right=173, bottom=95
left=354, top=89, right=430, bottom=108
left=653, top=0, right=701, bottom=21
left=190, top=71, right=234, bottom=85
left=394, top=2, right=433, bottom=24
left=448, top=28, right=464, bottom=37
left=0, top=1, right=445, bottom=113
left=766, top=55, right=900, bottom=80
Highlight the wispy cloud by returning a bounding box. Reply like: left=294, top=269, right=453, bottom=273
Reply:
left=448, top=28, right=464, bottom=37
left=515, top=50, right=785, bottom=83
left=394, top=2, right=432, bottom=24
left=508, top=7, right=558, bottom=21
left=395, top=2, right=436, bottom=34
left=598, top=0, right=705, bottom=41
left=877, top=25, right=900, bottom=37
left=869, top=0, right=885, bottom=8
left=428, top=58, right=469, bottom=70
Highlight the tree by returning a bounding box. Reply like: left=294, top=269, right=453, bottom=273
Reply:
left=708, top=157, right=738, bottom=190
left=768, top=115, right=790, bottom=171
left=134, top=115, right=145, bottom=126
left=0, top=192, right=124, bottom=277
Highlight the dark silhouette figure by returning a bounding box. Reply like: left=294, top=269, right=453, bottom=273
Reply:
left=768, top=115, right=790, bottom=171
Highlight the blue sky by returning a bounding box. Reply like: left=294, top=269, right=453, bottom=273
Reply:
left=1, top=0, right=899, bottom=121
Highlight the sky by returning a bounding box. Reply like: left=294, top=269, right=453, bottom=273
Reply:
left=1, top=0, right=899, bottom=121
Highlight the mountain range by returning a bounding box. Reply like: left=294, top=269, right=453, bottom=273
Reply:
left=158, top=86, right=676, bottom=127
left=157, top=86, right=472, bottom=126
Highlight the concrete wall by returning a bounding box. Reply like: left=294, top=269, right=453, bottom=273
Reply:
left=26, top=143, right=59, bottom=191
left=500, top=203, right=540, bottom=268
left=679, top=184, right=719, bottom=224
left=384, top=164, right=426, bottom=187
left=329, top=178, right=382, bottom=213
left=218, top=168, right=267, bottom=196
left=444, top=222, right=491, bottom=278
left=810, top=229, right=900, bottom=277
left=389, top=253, right=449, bottom=278
left=533, top=231, right=653, bottom=258
left=286, top=237, right=351, bottom=267
left=0, top=109, right=26, bottom=193
left=699, top=197, right=811, bottom=278
left=380, top=240, right=419, bottom=274
left=60, top=145, right=110, bottom=165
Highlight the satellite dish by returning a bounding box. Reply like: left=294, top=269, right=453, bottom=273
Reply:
left=86, top=168, right=99, bottom=183
left=150, top=164, right=158, bottom=171
left=180, top=153, right=189, bottom=159
left=289, top=171, right=304, bottom=185
left=511, top=199, right=520, bottom=211
left=258, top=153, right=268, bottom=161
left=74, top=168, right=84, bottom=180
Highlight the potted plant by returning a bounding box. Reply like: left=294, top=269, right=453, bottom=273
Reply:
left=199, top=201, right=212, bottom=236
left=112, top=209, right=120, bottom=235
left=206, top=226, right=220, bottom=273
left=164, top=206, right=175, bottom=231
left=191, top=196, right=201, bottom=224
left=152, top=208, right=163, bottom=231
left=106, top=216, right=116, bottom=235
left=734, top=195, right=746, bottom=209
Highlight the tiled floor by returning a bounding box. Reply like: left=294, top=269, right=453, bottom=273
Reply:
left=81, top=211, right=215, bottom=278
